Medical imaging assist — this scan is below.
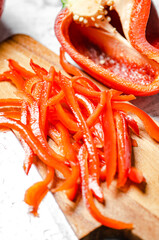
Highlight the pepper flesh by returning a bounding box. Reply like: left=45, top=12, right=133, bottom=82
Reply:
left=55, top=8, right=159, bottom=96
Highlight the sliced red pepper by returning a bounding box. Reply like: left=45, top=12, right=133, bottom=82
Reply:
left=112, top=102, right=159, bottom=142
left=47, top=90, right=65, bottom=106
left=30, top=59, right=48, bottom=78
left=77, top=145, right=133, bottom=229
left=60, top=47, right=83, bottom=76
left=0, top=99, right=22, bottom=107
left=114, top=111, right=132, bottom=188
left=128, top=167, right=145, bottom=184
left=55, top=8, right=159, bottom=96
left=1, top=70, right=25, bottom=90
left=74, top=92, right=105, bottom=145
left=52, top=122, right=79, bottom=193
left=103, top=91, right=117, bottom=187
left=21, top=101, right=34, bottom=175
left=124, top=114, right=139, bottom=136
left=24, top=76, right=42, bottom=95
left=39, top=80, right=52, bottom=134
left=0, top=116, right=70, bottom=177
left=58, top=73, right=104, bottom=202
left=55, top=103, right=79, bottom=132
left=8, top=59, right=35, bottom=79
left=24, top=166, right=54, bottom=216
left=28, top=100, right=66, bottom=163
left=0, top=111, right=21, bottom=119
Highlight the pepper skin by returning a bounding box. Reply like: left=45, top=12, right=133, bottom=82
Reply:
left=55, top=7, right=159, bottom=96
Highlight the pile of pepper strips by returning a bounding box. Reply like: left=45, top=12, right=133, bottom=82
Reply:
left=1, top=48, right=159, bottom=229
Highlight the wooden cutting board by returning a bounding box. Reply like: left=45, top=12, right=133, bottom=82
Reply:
left=0, top=34, right=159, bottom=240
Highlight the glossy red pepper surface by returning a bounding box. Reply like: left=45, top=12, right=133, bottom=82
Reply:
left=55, top=7, right=159, bottom=96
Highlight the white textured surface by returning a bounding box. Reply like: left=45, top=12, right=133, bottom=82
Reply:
left=0, top=0, right=62, bottom=54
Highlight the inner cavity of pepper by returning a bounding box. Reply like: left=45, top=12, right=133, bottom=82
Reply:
left=69, top=21, right=156, bottom=86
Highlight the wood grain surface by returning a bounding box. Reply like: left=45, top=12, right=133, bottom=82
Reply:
left=0, top=34, right=159, bottom=240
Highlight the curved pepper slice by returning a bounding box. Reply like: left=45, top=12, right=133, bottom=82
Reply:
left=77, top=145, right=133, bottom=229
left=24, top=166, right=54, bottom=216
left=102, top=91, right=117, bottom=187
left=58, top=73, right=104, bottom=202
left=112, top=102, right=159, bottom=142
left=114, top=111, right=132, bottom=188
left=55, top=8, right=159, bottom=96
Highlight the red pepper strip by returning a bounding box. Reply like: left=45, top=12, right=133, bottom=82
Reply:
left=74, top=92, right=106, bottom=144
left=24, top=76, right=42, bottom=95
left=24, top=166, right=54, bottom=216
left=0, top=99, right=22, bottom=107
left=0, top=111, right=21, bottom=119
left=55, top=8, right=159, bottom=96
left=55, top=103, right=79, bottom=132
left=21, top=101, right=34, bottom=175
left=30, top=59, right=48, bottom=78
left=47, top=76, right=82, bottom=106
left=47, top=90, right=65, bottom=106
left=0, top=116, right=70, bottom=177
left=73, top=82, right=101, bottom=99
left=48, top=123, right=66, bottom=157
left=124, top=114, right=139, bottom=136
left=129, top=0, right=159, bottom=63
left=60, top=47, right=83, bottom=76
left=2, top=70, right=24, bottom=90
left=75, top=93, right=96, bottom=115
left=28, top=100, right=66, bottom=163
left=128, top=167, right=145, bottom=184
left=75, top=76, right=101, bottom=92
left=16, top=90, right=35, bottom=105
left=32, top=81, right=43, bottom=104
left=48, top=123, right=62, bottom=145
left=43, top=66, right=55, bottom=82
left=78, top=145, right=133, bottom=229
left=60, top=50, right=100, bottom=91
left=112, top=102, right=159, bottom=142
left=8, top=59, right=35, bottom=79
left=58, top=73, right=104, bottom=202
left=103, top=91, right=117, bottom=187
left=39, top=80, right=52, bottom=134
left=52, top=122, right=79, bottom=193
left=65, top=183, right=78, bottom=201
left=17, top=92, right=66, bottom=163
left=112, top=94, right=136, bottom=101
left=114, top=111, right=132, bottom=188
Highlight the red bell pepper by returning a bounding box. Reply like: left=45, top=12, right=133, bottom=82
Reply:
left=55, top=7, right=159, bottom=96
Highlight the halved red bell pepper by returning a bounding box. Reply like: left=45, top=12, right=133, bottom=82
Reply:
left=55, top=7, right=159, bottom=96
